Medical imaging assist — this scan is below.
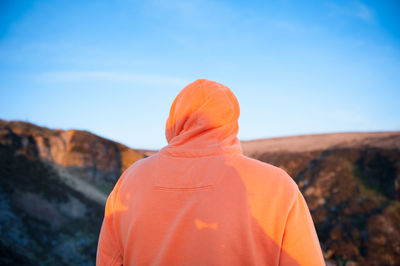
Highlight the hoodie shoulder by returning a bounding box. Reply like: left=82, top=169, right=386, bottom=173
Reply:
left=117, top=154, right=158, bottom=188
left=234, top=154, right=299, bottom=196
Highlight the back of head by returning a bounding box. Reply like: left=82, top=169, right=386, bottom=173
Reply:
left=164, top=79, right=241, bottom=155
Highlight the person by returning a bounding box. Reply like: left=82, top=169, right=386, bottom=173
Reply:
left=96, top=79, right=325, bottom=265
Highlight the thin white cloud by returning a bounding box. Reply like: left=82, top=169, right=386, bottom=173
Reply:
left=35, top=71, right=189, bottom=86
left=326, top=0, right=375, bottom=23
left=268, top=19, right=308, bottom=34
left=145, top=0, right=237, bottom=30
left=352, top=1, right=375, bottom=23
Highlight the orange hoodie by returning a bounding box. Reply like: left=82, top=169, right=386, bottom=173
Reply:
left=97, top=79, right=325, bottom=266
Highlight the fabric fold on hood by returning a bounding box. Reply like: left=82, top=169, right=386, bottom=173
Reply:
left=162, top=79, right=242, bottom=157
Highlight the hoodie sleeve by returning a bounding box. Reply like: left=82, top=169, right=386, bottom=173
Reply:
left=279, top=189, right=325, bottom=266
left=96, top=179, right=124, bottom=266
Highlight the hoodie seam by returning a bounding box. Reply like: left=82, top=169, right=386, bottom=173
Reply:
left=152, top=185, right=216, bottom=191
left=159, top=146, right=242, bottom=158
left=278, top=187, right=298, bottom=264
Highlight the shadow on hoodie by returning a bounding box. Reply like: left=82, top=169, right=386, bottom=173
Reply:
left=97, top=79, right=325, bottom=265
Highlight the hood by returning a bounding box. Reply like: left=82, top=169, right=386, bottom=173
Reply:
left=163, top=79, right=242, bottom=156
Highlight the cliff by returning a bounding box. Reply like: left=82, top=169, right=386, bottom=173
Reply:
left=0, top=119, right=144, bottom=265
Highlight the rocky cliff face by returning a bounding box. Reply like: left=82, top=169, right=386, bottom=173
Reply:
left=4, top=120, right=142, bottom=190
left=0, top=119, right=144, bottom=265
left=242, top=132, right=400, bottom=265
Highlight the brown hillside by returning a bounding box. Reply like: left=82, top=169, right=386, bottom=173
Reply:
left=241, top=132, right=400, bottom=155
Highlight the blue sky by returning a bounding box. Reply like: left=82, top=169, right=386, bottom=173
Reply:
left=0, top=0, right=399, bottom=149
